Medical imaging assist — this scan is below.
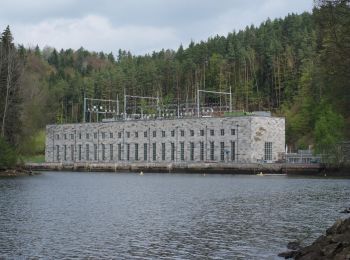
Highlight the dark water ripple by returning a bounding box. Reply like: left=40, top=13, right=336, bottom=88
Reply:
left=0, top=172, right=349, bottom=259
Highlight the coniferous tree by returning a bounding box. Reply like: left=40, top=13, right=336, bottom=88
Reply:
left=0, top=26, right=23, bottom=147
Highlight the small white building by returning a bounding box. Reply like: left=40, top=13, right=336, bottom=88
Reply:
left=285, top=150, right=321, bottom=164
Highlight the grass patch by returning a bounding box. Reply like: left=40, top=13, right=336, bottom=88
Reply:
left=21, top=154, right=45, bottom=163
left=19, top=130, right=46, bottom=155
left=19, top=130, right=46, bottom=164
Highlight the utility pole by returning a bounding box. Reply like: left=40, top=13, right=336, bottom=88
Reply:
left=197, top=88, right=200, bottom=117
left=236, top=124, right=239, bottom=162
left=229, top=86, right=232, bottom=112
left=83, top=97, right=86, bottom=123
left=157, top=95, right=160, bottom=118
left=124, top=88, right=126, bottom=120
left=116, top=94, right=119, bottom=117
left=203, top=60, right=206, bottom=90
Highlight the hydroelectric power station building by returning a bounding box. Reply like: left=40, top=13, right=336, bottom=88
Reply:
left=45, top=113, right=285, bottom=165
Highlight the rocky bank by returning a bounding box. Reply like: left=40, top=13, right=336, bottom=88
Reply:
left=0, top=168, right=35, bottom=177
left=279, top=217, right=350, bottom=259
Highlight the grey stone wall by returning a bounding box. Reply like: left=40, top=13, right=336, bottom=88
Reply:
left=45, top=116, right=285, bottom=164
left=250, top=117, right=285, bottom=162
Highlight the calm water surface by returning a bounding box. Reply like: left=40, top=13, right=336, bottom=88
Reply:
left=0, top=172, right=349, bottom=259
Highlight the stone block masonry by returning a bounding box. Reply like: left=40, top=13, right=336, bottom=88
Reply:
left=45, top=116, right=285, bottom=164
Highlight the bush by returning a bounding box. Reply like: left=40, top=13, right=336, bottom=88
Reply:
left=0, top=137, right=17, bottom=169
left=314, top=104, right=344, bottom=154
left=19, top=130, right=46, bottom=156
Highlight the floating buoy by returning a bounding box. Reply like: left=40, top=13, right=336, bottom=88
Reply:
left=257, top=172, right=264, bottom=176
left=139, top=171, right=144, bottom=176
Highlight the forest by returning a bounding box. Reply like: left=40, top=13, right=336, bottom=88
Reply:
left=0, top=0, right=348, bottom=166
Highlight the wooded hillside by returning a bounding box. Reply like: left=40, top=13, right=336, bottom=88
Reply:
left=0, top=0, right=348, bottom=158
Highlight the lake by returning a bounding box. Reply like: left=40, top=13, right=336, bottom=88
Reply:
left=0, top=172, right=349, bottom=259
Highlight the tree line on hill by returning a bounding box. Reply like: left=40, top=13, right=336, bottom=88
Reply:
left=0, top=0, right=348, bottom=167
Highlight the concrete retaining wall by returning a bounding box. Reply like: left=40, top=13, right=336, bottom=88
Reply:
left=26, top=162, right=325, bottom=175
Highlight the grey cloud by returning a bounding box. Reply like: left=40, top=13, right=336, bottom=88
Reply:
left=4, top=0, right=310, bottom=26
left=0, top=0, right=313, bottom=55
left=1, top=0, right=237, bottom=26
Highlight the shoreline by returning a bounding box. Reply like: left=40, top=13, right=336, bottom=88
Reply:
left=24, top=162, right=350, bottom=176
left=0, top=168, right=37, bottom=177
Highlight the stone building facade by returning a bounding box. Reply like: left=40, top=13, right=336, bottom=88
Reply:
left=45, top=116, right=285, bottom=164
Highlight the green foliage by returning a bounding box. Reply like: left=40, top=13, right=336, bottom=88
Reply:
left=162, top=93, right=175, bottom=106
left=0, top=136, right=17, bottom=168
left=313, top=0, right=350, bottom=136
left=2, top=2, right=350, bottom=157
left=17, top=12, right=317, bottom=127
left=19, top=130, right=45, bottom=156
left=314, top=103, right=344, bottom=154
left=20, top=154, right=45, bottom=164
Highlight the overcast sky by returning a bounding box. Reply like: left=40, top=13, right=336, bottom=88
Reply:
left=0, top=0, right=313, bottom=55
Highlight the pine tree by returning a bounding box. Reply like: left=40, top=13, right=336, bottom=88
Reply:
left=0, top=26, right=23, bottom=146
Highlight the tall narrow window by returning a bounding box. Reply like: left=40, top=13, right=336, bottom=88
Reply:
left=200, top=130, right=204, bottom=136
left=56, top=145, right=60, bottom=161
left=86, top=144, right=90, bottom=161
left=161, top=143, right=166, bottom=160
left=135, top=143, right=139, bottom=161
left=171, top=142, right=175, bottom=161
left=200, top=142, right=204, bottom=161
left=102, top=144, right=105, bottom=160
left=126, top=143, right=130, bottom=161
left=135, top=131, right=138, bottom=138
left=110, top=132, right=113, bottom=138
left=118, top=143, right=122, bottom=160
left=180, top=142, right=185, bottom=161
left=264, top=142, right=272, bottom=161
left=144, top=143, right=148, bottom=161
left=144, top=131, right=148, bottom=138
left=110, top=144, right=113, bottom=160
left=64, top=145, right=67, bottom=161
left=171, top=130, right=175, bottom=137
left=210, top=141, right=215, bottom=161
left=220, top=142, right=225, bottom=161
left=220, top=129, right=225, bottom=136
left=231, top=129, right=235, bottom=135
left=190, top=130, right=194, bottom=136
left=152, top=143, right=156, bottom=161
left=118, top=132, right=122, bottom=138
left=180, top=130, right=184, bottom=137
left=190, top=142, right=194, bottom=161
left=71, top=144, right=75, bottom=161
left=162, top=131, right=165, bottom=138
left=126, top=132, right=130, bottom=138
left=94, top=144, right=98, bottom=160
left=79, top=144, right=82, bottom=161
left=210, top=129, right=214, bottom=136
left=231, top=141, right=235, bottom=161
left=86, top=133, right=90, bottom=139
left=153, top=131, right=156, bottom=138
